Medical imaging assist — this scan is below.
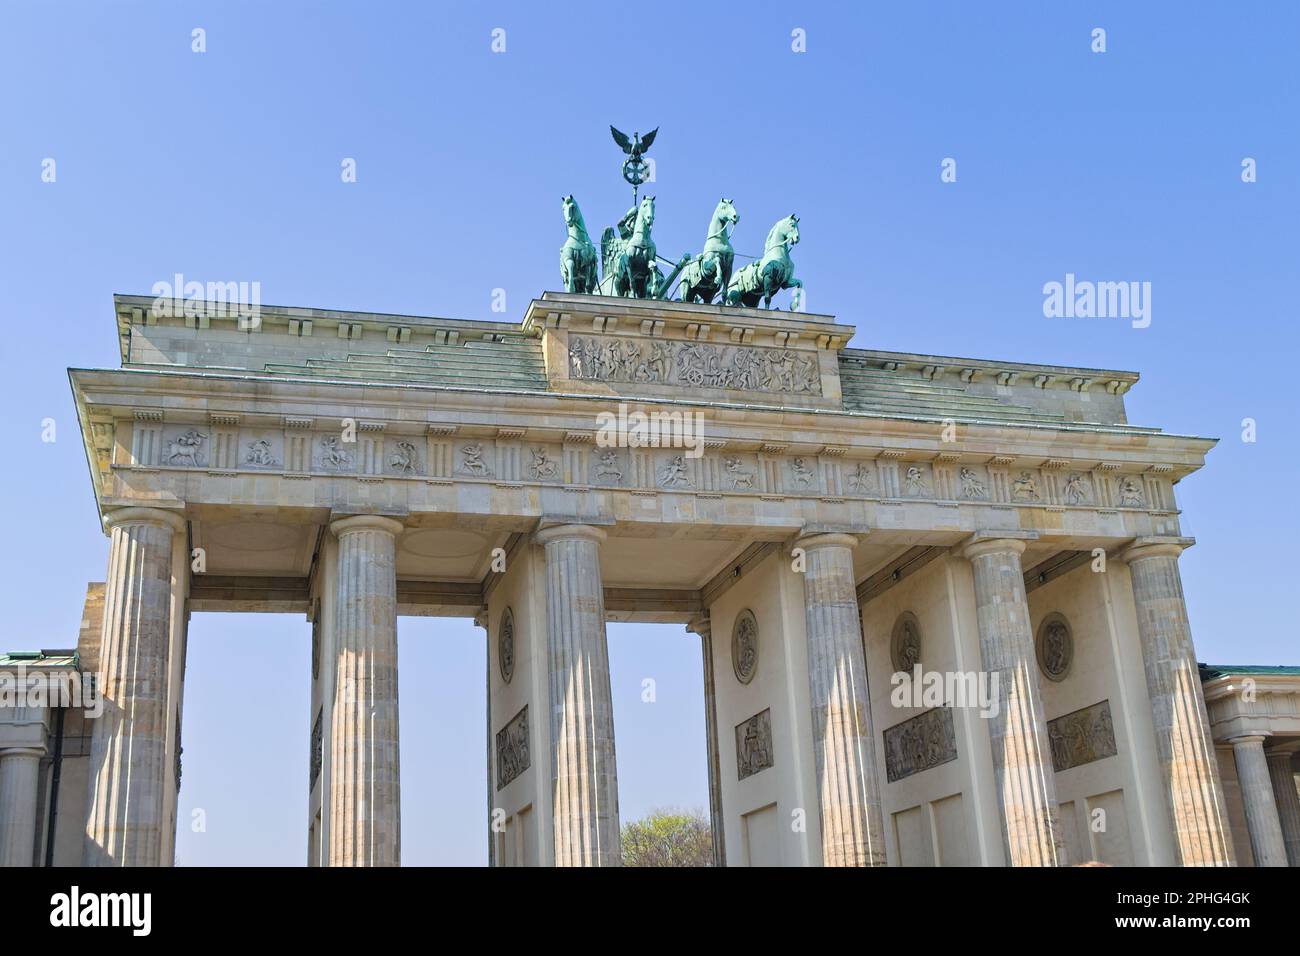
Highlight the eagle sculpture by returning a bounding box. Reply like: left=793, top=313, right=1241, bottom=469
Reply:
left=610, top=126, right=658, bottom=163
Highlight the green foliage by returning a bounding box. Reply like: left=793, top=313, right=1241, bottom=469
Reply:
left=620, top=807, right=714, bottom=867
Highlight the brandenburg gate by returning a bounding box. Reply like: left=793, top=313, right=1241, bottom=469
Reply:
left=42, top=280, right=1266, bottom=868
left=8, top=128, right=1298, bottom=866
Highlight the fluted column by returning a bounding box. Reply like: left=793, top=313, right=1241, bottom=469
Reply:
left=795, top=532, right=885, bottom=867
left=1229, top=736, right=1285, bottom=867
left=84, top=506, right=185, bottom=866
left=0, top=747, right=44, bottom=867
left=688, top=614, right=725, bottom=866
left=961, top=534, right=1062, bottom=867
left=536, top=523, right=620, bottom=867
left=1121, top=537, right=1233, bottom=866
left=1266, top=748, right=1300, bottom=866
left=327, top=515, right=402, bottom=867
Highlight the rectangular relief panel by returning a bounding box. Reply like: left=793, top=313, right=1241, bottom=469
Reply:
left=882, top=707, right=958, bottom=783
left=1047, top=699, right=1117, bottom=772
left=495, top=705, right=530, bottom=791
left=735, top=708, right=774, bottom=781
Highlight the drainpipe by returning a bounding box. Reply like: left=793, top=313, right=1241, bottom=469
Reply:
left=43, top=706, right=66, bottom=867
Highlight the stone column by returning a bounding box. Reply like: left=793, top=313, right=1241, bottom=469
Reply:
left=536, top=523, right=620, bottom=867
left=84, top=506, right=185, bottom=866
left=0, top=747, right=44, bottom=867
left=688, top=614, right=725, bottom=867
left=795, top=532, right=886, bottom=867
left=1120, top=537, right=1233, bottom=866
left=327, top=515, right=403, bottom=867
left=961, top=533, right=1062, bottom=867
left=1266, top=748, right=1300, bottom=867
left=1228, top=736, right=1286, bottom=867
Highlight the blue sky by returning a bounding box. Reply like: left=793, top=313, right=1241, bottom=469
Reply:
left=1, top=1, right=1295, bottom=865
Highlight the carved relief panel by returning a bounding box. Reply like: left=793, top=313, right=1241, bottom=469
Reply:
left=1047, top=700, right=1117, bottom=772
left=735, top=708, right=774, bottom=781
left=883, top=707, right=958, bottom=783
left=496, top=705, right=530, bottom=790
left=567, top=334, right=822, bottom=396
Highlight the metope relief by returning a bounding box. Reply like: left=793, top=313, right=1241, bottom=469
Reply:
left=386, top=439, right=422, bottom=476
left=1116, top=475, right=1144, bottom=507
left=1063, top=472, right=1090, bottom=505
left=735, top=708, right=774, bottom=781
left=590, top=448, right=626, bottom=486
left=731, top=609, right=759, bottom=684
left=959, top=466, right=988, bottom=500
left=1047, top=700, right=1117, bottom=772
left=883, top=707, right=957, bottom=783
left=656, top=453, right=694, bottom=489
left=457, top=441, right=494, bottom=478
left=527, top=446, right=560, bottom=481
left=568, top=335, right=821, bottom=396
left=1011, top=471, right=1041, bottom=502
left=903, top=465, right=930, bottom=497
left=845, top=461, right=877, bottom=495
left=723, top=456, right=756, bottom=490
left=162, top=428, right=208, bottom=467
left=314, top=435, right=356, bottom=473
left=242, top=432, right=282, bottom=469
left=496, top=705, right=530, bottom=790
left=787, top=456, right=818, bottom=491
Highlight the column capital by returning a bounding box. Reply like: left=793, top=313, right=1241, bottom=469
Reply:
left=329, top=514, right=405, bottom=538
left=1229, top=733, right=1270, bottom=747
left=1120, top=535, right=1195, bottom=564
left=960, top=529, right=1037, bottom=561
left=0, top=747, right=45, bottom=760
left=535, top=523, right=607, bottom=547
left=793, top=532, right=859, bottom=553
left=102, top=507, right=186, bottom=535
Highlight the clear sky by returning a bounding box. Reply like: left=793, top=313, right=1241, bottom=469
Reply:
left=1, top=1, right=1296, bottom=865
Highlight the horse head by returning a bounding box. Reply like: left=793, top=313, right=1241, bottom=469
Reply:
left=714, top=197, right=739, bottom=235
left=562, top=195, right=588, bottom=236
left=637, top=194, right=656, bottom=233
left=765, top=214, right=800, bottom=254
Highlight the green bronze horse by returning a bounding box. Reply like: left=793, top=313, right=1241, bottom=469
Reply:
left=678, top=198, right=739, bottom=304
left=725, top=214, right=803, bottom=309
left=559, top=195, right=598, bottom=294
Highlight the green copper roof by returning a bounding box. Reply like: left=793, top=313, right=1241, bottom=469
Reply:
left=0, top=649, right=79, bottom=669
left=1199, top=663, right=1300, bottom=680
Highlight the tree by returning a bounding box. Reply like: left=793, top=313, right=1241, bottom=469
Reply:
left=620, top=808, right=714, bottom=867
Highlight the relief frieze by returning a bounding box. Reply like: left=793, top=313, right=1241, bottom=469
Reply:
left=567, top=335, right=821, bottom=396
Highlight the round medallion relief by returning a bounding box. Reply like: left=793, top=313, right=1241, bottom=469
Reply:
left=498, top=607, right=516, bottom=684
left=891, top=611, right=923, bottom=674
left=1036, top=612, right=1074, bottom=682
left=731, top=610, right=759, bottom=685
